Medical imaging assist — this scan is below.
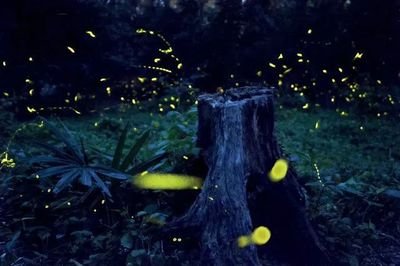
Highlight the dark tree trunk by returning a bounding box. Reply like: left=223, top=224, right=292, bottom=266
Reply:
left=167, top=87, right=330, bottom=266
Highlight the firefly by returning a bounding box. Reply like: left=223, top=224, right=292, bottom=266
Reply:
left=67, top=46, right=76, bottom=53
left=268, top=159, right=289, bottom=182
left=85, top=30, right=96, bottom=38
left=133, top=172, right=203, bottom=190
left=237, top=226, right=271, bottom=248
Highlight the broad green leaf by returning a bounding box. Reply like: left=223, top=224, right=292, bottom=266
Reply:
left=44, top=119, right=84, bottom=162
left=53, top=169, right=80, bottom=193
left=34, top=142, right=75, bottom=161
left=29, top=155, right=71, bottom=165
left=79, top=168, right=93, bottom=187
left=89, top=170, right=111, bottom=197
left=127, top=153, right=167, bottom=175
left=112, top=123, right=129, bottom=169
left=37, top=165, right=74, bottom=178
left=94, top=167, right=129, bottom=180
left=119, top=130, right=150, bottom=171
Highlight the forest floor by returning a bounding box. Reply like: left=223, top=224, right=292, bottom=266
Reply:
left=275, top=107, right=400, bottom=266
left=1, top=104, right=400, bottom=265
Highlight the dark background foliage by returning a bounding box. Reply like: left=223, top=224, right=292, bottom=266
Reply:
left=1, top=0, right=399, bottom=115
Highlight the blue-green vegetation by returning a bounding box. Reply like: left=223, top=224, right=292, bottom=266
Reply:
left=1, top=104, right=399, bottom=265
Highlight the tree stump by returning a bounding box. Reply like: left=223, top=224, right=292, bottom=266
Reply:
left=167, top=87, right=329, bottom=265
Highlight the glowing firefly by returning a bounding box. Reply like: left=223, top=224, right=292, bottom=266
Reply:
left=353, top=52, right=363, bottom=60
left=27, top=106, right=37, bottom=113
left=67, top=46, right=76, bottom=53
left=137, top=77, right=146, bottom=83
left=237, top=226, right=271, bottom=248
left=85, top=30, right=96, bottom=38
left=268, top=159, right=289, bottom=182
left=133, top=172, right=203, bottom=190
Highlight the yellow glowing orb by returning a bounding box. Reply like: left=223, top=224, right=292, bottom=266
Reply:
left=133, top=172, right=203, bottom=190
left=237, top=235, right=250, bottom=248
left=251, top=226, right=271, bottom=245
left=268, top=159, right=289, bottom=182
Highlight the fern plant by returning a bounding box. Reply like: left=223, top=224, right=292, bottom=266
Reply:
left=109, top=124, right=167, bottom=175
left=30, top=120, right=166, bottom=197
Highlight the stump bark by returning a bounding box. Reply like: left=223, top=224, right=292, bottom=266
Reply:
left=168, top=87, right=329, bottom=265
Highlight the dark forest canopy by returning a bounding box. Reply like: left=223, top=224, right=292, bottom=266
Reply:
left=0, top=0, right=399, bottom=116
